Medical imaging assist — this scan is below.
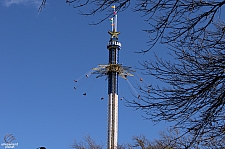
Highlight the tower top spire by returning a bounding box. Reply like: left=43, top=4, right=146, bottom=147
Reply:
left=109, top=5, right=120, bottom=38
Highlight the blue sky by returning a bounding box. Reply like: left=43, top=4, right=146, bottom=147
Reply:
left=0, top=1, right=170, bottom=148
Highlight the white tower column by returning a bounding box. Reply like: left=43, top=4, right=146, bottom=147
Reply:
left=108, top=93, right=118, bottom=149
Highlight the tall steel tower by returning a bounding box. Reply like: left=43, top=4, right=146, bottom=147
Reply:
left=92, top=5, right=134, bottom=149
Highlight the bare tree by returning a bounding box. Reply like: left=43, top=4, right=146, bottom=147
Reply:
left=129, top=128, right=225, bottom=149
left=70, top=134, right=171, bottom=149
left=70, top=135, right=127, bottom=149
left=70, top=135, right=103, bottom=149
left=71, top=128, right=225, bottom=149
left=127, top=22, right=225, bottom=147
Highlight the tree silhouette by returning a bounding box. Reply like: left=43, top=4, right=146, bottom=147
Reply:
left=128, top=22, right=225, bottom=147
left=71, top=129, right=225, bottom=148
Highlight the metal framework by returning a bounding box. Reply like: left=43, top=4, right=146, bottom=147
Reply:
left=92, top=6, right=134, bottom=149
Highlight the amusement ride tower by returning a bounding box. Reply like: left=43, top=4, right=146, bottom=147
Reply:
left=92, top=6, right=134, bottom=149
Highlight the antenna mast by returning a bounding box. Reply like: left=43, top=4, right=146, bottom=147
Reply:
left=92, top=5, right=134, bottom=149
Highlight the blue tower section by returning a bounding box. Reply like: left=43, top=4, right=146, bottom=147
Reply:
left=107, top=35, right=121, bottom=95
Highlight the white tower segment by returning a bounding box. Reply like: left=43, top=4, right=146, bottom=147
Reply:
left=92, top=5, right=134, bottom=149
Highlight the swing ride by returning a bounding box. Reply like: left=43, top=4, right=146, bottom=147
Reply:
left=73, top=68, right=146, bottom=98
left=73, top=5, right=149, bottom=149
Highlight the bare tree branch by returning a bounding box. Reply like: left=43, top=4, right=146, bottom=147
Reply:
left=127, top=22, right=225, bottom=147
left=71, top=135, right=103, bottom=149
